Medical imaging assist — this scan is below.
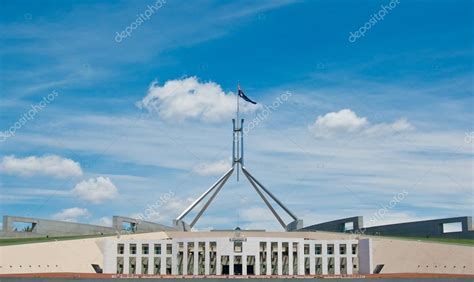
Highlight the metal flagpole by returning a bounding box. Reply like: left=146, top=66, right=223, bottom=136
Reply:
left=236, top=82, right=240, bottom=181
left=173, top=82, right=303, bottom=231
left=237, top=82, right=240, bottom=120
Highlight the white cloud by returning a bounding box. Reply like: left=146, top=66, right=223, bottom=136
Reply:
left=309, top=109, right=368, bottom=137
left=308, top=109, right=413, bottom=138
left=137, top=77, right=259, bottom=122
left=0, top=155, right=83, bottom=178
left=363, top=118, right=414, bottom=137
left=193, top=159, right=231, bottom=176
left=52, top=207, right=90, bottom=222
left=132, top=196, right=194, bottom=223
left=93, top=216, right=113, bottom=227
left=72, top=176, right=118, bottom=203
left=238, top=207, right=284, bottom=230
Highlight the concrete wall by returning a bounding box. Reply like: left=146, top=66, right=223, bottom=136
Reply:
left=0, top=215, right=176, bottom=238
left=358, top=239, right=373, bottom=274
left=300, top=216, right=474, bottom=239
left=299, top=216, right=363, bottom=233
left=362, top=217, right=473, bottom=239
left=2, top=215, right=115, bottom=238
left=112, top=216, right=176, bottom=233
left=372, top=237, right=473, bottom=274
left=0, top=231, right=170, bottom=274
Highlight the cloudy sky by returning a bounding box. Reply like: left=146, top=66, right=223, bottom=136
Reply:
left=0, top=0, right=472, bottom=231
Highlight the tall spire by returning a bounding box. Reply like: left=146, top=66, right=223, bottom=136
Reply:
left=173, top=83, right=302, bottom=232
left=235, top=82, right=241, bottom=181
left=237, top=82, right=240, bottom=121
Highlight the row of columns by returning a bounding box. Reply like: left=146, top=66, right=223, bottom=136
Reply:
left=116, top=240, right=356, bottom=275
left=120, top=244, right=172, bottom=275
left=179, top=241, right=211, bottom=275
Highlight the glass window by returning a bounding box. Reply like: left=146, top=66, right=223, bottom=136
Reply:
left=442, top=222, right=462, bottom=233
left=166, top=244, right=172, bottom=254
left=129, top=257, right=136, bottom=274
left=142, top=244, right=149, bottom=255
left=315, top=244, right=322, bottom=255
left=328, top=257, right=334, bottom=275
left=210, top=241, right=217, bottom=251
left=130, top=244, right=137, bottom=255
left=344, top=222, right=354, bottom=231
left=154, top=257, right=161, bottom=274
left=117, top=244, right=124, bottom=255
left=116, top=257, right=124, bottom=274
left=234, top=241, right=243, bottom=253
left=304, top=257, right=310, bottom=275
left=141, top=257, right=149, bottom=274
left=166, top=257, right=172, bottom=274
left=339, top=244, right=346, bottom=255
left=154, top=244, right=161, bottom=255
left=351, top=244, right=358, bottom=255
left=304, top=244, right=309, bottom=255
left=327, top=244, right=334, bottom=255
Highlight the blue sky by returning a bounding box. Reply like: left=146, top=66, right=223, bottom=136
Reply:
left=0, top=0, right=472, bottom=230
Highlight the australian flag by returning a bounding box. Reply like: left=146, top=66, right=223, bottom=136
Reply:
left=238, top=87, right=257, bottom=104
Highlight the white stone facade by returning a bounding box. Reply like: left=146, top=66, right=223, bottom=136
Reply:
left=103, top=236, right=372, bottom=276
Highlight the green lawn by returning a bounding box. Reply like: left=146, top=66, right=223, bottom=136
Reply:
left=1, top=233, right=472, bottom=247
left=0, top=234, right=114, bottom=246
left=379, top=236, right=474, bottom=246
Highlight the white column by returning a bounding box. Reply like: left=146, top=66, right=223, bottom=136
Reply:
left=229, top=255, right=234, bottom=275
left=124, top=242, right=130, bottom=274
left=242, top=255, right=247, bottom=275
left=183, top=241, right=188, bottom=275
left=160, top=247, right=166, bottom=275
left=309, top=242, right=315, bottom=275
left=137, top=257, right=143, bottom=275
left=334, top=243, right=340, bottom=275
left=288, top=241, right=293, bottom=275
left=277, top=242, right=283, bottom=275
left=171, top=243, right=177, bottom=275
left=103, top=240, right=117, bottom=274
left=148, top=241, right=153, bottom=275
left=358, top=239, right=373, bottom=274
left=347, top=255, right=353, bottom=275
left=193, top=241, right=199, bottom=275
left=205, top=241, right=210, bottom=275
left=266, top=242, right=271, bottom=275
left=297, top=241, right=304, bottom=275
left=136, top=243, right=142, bottom=275
left=322, top=242, right=328, bottom=275
left=216, top=252, right=222, bottom=275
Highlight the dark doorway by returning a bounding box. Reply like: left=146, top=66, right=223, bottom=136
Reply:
left=91, top=264, right=103, bottom=273
left=234, top=264, right=242, bottom=275
left=222, top=265, right=229, bottom=275
left=247, top=265, right=255, bottom=275
left=374, top=264, right=384, bottom=274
